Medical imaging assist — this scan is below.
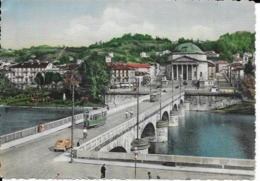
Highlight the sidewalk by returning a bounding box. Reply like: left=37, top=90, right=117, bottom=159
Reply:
left=53, top=151, right=254, bottom=180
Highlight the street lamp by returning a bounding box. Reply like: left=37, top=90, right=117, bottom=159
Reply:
left=159, top=78, right=162, bottom=119
left=70, top=81, right=75, bottom=163
left=136, top=77, right=140, bottom=139
left=69, top=71, right=78, bottom=163
left=171, top=75, right=174, bottom=112
left=133, top=147, right=139, bottom=179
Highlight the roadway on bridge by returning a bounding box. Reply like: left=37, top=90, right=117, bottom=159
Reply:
left=0, top=90, right=253, bottom=179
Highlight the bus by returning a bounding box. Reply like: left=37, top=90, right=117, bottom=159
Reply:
left=84, top=107, right=107, bottom=128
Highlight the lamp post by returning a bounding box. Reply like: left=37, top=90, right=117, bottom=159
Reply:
left=133, top=147, right=139, bottom=179
left=136, top=77, right=140, bottom=139
left=70, top=81, right=75, bottom=163
left=159, top=78, right=162, bottom=119
left=171, top=76, right=174, bottom=111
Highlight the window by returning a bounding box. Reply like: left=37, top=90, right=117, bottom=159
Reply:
left=200, top=72, right=202, bottom=77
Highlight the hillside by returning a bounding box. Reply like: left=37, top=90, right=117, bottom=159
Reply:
left=0, top=31, right=255, bottom=64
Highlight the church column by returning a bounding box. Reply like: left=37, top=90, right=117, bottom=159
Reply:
left=176, top=65, right=179, bottom=80
left=196, top=66, right=198, bottom=80
left=181, top=65, right=183, bottom=79
left=172, top=64, right=174, bottom=80
left=186, top=65, right=188, bottom=80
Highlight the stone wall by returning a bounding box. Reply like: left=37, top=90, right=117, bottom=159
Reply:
left=185, top=95, right=242, bottom=111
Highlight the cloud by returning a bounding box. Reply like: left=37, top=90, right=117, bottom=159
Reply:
left=1, top=0, right=255, bottom=49
left=65, top=7, right=158, bottom=46
left=185, top=25, right=216, bottom=41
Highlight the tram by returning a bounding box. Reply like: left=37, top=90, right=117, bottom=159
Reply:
left=84, top=107, right=107, bottom=128
left=150, top=92, right=160, bottom=102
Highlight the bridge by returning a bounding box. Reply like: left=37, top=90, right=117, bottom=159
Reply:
left=0, top=90, right=255, bottom=179
left=76, top=91, right=185, bottom=154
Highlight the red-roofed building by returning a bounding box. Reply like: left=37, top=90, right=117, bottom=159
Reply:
left=108, top=62, right=159, bottom=88
left=109, top=62, right=135, bottom=87
left=8, top=61, right=54, bottom=88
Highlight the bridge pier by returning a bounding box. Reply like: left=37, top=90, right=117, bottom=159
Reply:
left=156, top=121, right=168, bottom=142
left=131, top=138, right=150, bottom=154
left=169, top=110, right=179, bottom=127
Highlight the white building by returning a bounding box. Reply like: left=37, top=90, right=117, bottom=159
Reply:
left=140, top=52, right=149, bottom=58
left=166, top=43, right=213, bottom=82
left=8, top=61, right=54, bottom=86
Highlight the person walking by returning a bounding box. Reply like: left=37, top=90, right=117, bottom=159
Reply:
left=130, top=109, right=133, bottom=117
left=101, top=164, right=106, bottom=178
left=148, top=172, right=152, bottom=179
left=125, top=110, right=128, bottom=119
left=83, top=128, right=88, bottom=139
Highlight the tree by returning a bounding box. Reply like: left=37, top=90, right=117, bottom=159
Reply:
left=52, top=72, right=62, bottom=89
left=244, top=59, right=254, bottom=76
left=44, top=72, right=53, bottom=85
left=35, top=72, right=44, bottom=89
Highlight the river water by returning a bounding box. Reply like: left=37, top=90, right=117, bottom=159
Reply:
left=0, top=107, right=255, bottom=159
left=151, top=111, right=255, bottom=159
left=0, top=107, right=84, bottom=135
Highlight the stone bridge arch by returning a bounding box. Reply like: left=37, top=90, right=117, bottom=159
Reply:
left=161, top=111, right=169, bottom=121
left=141, top=122, right=156, bottom=141
left=178, top=99, right=184, bottom=109
left=109, top=146, right=127, bottom=152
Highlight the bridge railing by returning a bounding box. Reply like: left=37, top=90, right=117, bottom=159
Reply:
left=0, top=113, right=84, bottom=144
left=78, top=92, right=185, bottom=151
left=77, top=151, right=255, bottom=171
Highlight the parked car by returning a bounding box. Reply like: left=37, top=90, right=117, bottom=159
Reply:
left=53, top=138, right=71, bottom=151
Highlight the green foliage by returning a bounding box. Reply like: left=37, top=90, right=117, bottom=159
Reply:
left=175, top=32, right=255, bottom=62
left=79, top=52, right=110, bottom=100
left=35, top=72, right=44, bottom=88
left=244, top=60, right=254, bottom=76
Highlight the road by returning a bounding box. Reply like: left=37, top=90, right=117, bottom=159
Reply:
left=0, top=90, right=253, bottom=179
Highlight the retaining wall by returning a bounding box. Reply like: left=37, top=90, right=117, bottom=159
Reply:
left=76, top=151, right=255, bottom=171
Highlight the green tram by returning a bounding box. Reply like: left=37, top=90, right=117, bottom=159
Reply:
left=150, top=92, right=160, bottom=102
left=84, top=107, right=107, bottom=128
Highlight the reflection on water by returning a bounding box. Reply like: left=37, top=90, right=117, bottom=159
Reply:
left=0, top=107, right=84, bottom=135
left=151, top=111, right=255, bottom=159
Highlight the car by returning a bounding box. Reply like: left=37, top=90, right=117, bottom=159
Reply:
left=53, top=138, right=71, bottom=151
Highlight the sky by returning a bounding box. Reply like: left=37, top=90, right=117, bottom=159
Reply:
left=1, top=0, right=256, bottom=49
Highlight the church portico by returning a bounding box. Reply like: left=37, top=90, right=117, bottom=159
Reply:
left=167, top=43, right=214, bottom=83
left=172, top=64, right=198, bottom=80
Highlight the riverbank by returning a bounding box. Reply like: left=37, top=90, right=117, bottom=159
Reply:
left=211, top=102, right=255, bottom=115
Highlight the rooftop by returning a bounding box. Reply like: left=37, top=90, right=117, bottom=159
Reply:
left=173, top=43, right=204, bottom=54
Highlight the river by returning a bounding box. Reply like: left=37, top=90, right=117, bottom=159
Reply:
left=150, top=111, right=255, bottom=159
left=0, top=107, right=85, bottom=135
left=0, top=107, right=255, bottom=159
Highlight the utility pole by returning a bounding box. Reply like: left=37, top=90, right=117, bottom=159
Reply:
left=172, top=76, right=174, bottom=110
left=70, top=79, right=75, bottom=163
left=160, top=78, right=162, bottom=119
left=137, top=78, right=139, bottom=139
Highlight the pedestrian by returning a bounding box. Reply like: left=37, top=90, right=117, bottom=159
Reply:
left=83, top=128, right=88, bottom=139
left=148, top=172, right=152, bottom=179
left=101, top=164, right=106, bottom=178
left=130, top=109, right=133, bottom=117
left=157, top=175, right=160, bottom=179
left=125, top=110, right=128, bottom=118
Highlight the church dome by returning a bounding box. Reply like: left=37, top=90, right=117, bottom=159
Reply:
left=173, top=42, right=204, bottom=54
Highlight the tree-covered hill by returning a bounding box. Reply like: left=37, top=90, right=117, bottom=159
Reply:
left=0, top=31, right=255, bottom=64
left=178, top=31, right=255, bottom=62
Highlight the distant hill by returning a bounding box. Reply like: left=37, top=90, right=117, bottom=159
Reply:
left=0, top=31, right=255, bottom=64
left=179, top=31, right=255, bottom=62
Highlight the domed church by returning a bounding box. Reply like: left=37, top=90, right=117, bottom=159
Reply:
left=166, top=42, right=215, bottom=83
